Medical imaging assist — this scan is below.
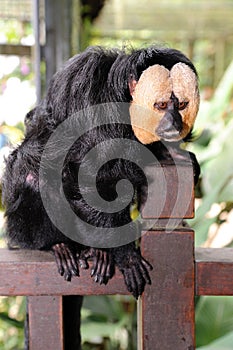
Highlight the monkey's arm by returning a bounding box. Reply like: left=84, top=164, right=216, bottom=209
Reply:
left=63, top=156, right=152, bottom=296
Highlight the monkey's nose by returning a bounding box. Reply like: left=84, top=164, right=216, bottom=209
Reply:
left=156, top=111, right=183, bottom=140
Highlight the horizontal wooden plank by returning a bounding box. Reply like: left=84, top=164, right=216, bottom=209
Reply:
left=0, top=44, right=32, bottom=56
left=1, top=246, right=233, bottom=297
left=0, top=248, right=129, bottom=296
left=195, top=248, right=233, bottom=296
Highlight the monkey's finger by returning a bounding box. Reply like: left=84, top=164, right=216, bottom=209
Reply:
left=53, top=243, right=71, bottom=276
left=52, top=245, right=64, bottom=276
left=141, top=257, right=153, bottom=271
left=96, top=251, right=107, bottom=284
left=78, top=256, right=89, bottom=269
left=122, top=269, right=133, bottom=293
left=94, top=250, right=107, bottom=284
left=96, top=250, right=104, bottom=276
left=91, top=250, right=100, bottom=278
left=78, top=248, right=92, bottom=269
left=132, top=265, right=145, bottom=297
left=61, top=243, right=79, bottom=277
left=105, top=253, right=115, bottom=281
left=138, top=261, right=152, bottom=285
left=64, top=270, right=72, bottom=282
left=122, top=268, right=139, bottom=299
left=135, top=247, right=153, bottom=271
left=130, top=268, right=140, bottom=299
left=81, top=247, right=94, bottom=260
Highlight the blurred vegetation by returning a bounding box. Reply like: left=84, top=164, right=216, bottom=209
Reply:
left=0, top=297, right=24, bottom=350
left=81, top=296, right=137, bottom=350
left=1, top=0, right=233, bottom=349
left=188, top=57, right=233, bottom=349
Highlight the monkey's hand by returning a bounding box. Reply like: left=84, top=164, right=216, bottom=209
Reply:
left=113, top=244, right=152, bottom=299
left=52, top=243, right=80, bottom=282
left=79, top=248, right=115, bottom=285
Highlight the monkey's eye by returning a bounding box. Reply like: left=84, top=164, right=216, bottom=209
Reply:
left=154, top=102, right=168, bottom=110
left=177, top=101, right=189, bottom=110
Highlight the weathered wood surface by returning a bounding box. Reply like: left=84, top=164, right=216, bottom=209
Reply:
left=1, top=246, right=233, bottom=297
left=139, top=230, right=195, bottom=350
left=0, top=44, right=31, bottom=56
left=0, top=248, right=129, bottom=296
left=0, top=162, right=217, bottom=350
left=27, top=296, right=64, bottom=350
left=141, top=163, right=194, bottom=219
left=195, top=247, right=233, bottom=296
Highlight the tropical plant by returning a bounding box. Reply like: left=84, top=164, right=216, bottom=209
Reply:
left=189, top=60, right=233, bottom=349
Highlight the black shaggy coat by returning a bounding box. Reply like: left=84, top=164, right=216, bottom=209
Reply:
left=2, top=46, right=200, bottom=298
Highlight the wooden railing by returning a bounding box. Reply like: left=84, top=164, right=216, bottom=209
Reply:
left=1, top=164, right=233, bottom=349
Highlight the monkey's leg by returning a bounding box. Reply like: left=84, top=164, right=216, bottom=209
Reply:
left=79, top=248, right=115, bottom=285
left=113, top=243, right=152, bottom=299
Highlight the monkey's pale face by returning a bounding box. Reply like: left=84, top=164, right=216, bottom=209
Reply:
left=129, top=63, right=200, bottom=144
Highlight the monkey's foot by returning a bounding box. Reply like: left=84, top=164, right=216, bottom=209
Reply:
left=52, top=243, right=80, bottom=282
left=114, top=246, right=152, bottom=299
left=79, top=248, right=115, bottom=285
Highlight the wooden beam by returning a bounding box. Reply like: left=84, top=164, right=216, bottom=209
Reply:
left=142, top=163, right=194, bottom=219
left=0, top=248, right=129, bottom=296
left=139, top=230, right=195, bottom=350
left=1, top=246, right=233, bottom=297
left=195, top=247, right=233, bottom=296
left=44, top=0, right=73, bottom=86
left=0, top=44, right=32, bottom=56
left=27, top=296, right=64, bottom=350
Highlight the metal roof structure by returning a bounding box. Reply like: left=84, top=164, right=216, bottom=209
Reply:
left=94, top=0, right=233, bottom=41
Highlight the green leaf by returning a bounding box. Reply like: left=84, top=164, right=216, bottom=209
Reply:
left=196, top=296, right=233, bottom=347
left=197, top=331, right=233, bottom=350
left=0, top=312, right=24, bottom=328
left=81, top=320, right=120, bottom=343
left=82, top=296, right=125, bottom=321
left=207, top=60, right=233, bottom=122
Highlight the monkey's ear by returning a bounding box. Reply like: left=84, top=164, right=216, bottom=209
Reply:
left=128, top=79, right=138, bottom=96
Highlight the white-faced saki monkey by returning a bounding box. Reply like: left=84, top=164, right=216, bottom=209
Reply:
left=2, top=46, right=200, bottom=299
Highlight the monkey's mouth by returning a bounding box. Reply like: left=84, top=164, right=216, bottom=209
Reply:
left=156, top=129, right=181, bottom=142
left=156, top=113, right=183, bottom=142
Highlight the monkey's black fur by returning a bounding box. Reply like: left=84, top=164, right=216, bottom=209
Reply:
left=2, top=46, right=200, bottom=299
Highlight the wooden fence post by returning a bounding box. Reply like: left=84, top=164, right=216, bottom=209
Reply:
left=138, top=162, right=195, bottom=350
left=139, top=229, right=195, bottom=350
left=27, top=296, right=64, bottom=350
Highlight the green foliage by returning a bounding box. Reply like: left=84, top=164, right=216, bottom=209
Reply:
left=196, top=297, right=233, bottom=349
left=189, top=58, right=233, bottom=350
left=0, top=297, right=25, bottom=350
left=188, top=58, right=233, bottom=247
left=0, top=19, right=32, bottom=44
left=197, top=331, right=233, bottom=350
left=81, top=295, right=137, bottom=349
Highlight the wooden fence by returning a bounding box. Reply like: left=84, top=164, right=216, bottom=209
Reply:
left=0, top=163, right=233, bottom=349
